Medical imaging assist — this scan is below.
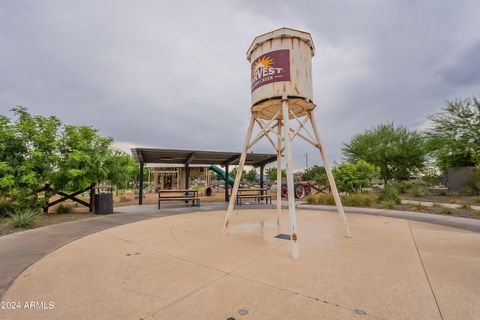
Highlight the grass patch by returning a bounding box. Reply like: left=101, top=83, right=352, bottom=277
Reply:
left=342, top=193, right=376, bottom=207
left=440, top=207, right=454, bottom=215
left=0, top=200, right=15, bottom=218
left=7, top=208, right=40, bottom=228
left=457, top=202, right=471, bottom=210
left=409, top=184, right=428, bottom=197
left=378, top=185, right=401, bottom=204
left=409, top=202, right=427, bottom=212
left=304, top=194, right=335, bottom=205
left=56, top=204, right=74, bottom=214
left=380, top=200, right=397, bottom=209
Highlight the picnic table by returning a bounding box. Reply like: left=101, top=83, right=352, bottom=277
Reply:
left=158, top=189, right=200, bottom=209
left=234, top=188, right=272, bottom=205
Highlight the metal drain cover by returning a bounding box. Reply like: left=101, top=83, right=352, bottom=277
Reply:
left=238, top=309, right=248, bottom=315
left=354, top=308, right=366, bottom=316
left=274, top=233, right=291, bottom=240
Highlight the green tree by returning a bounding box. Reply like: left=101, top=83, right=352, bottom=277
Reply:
left=343, top=123, right=427, bottom=185
left=302, top=165, right=327, bottom=185
left=245, top=168, right=257, bottom=183
left=52, top=125, right=113, bottom=192
left=0, top=107, right=139, bottom=209
left=426, top=97, right=480, bottom=171
left=105, top=150, right=138, bottom=190
left=229, top=167, right=246, bottom=181
left=265, top=167, right=285, bottom=181
left=0, top=107, right=62, bottom=208
left=332, top=160, right=380, bottom=194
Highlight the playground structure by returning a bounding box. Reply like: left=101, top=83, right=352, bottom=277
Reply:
left=223, top=28, right=352, bottom=259
left=281, top=181, right=330, bottom=199
left=209, top=164, right=234, bottom=186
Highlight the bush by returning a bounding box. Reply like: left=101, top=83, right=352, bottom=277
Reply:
left=409, top=184, right=428, bottom=197
left=0, top=200, right=15, bottom=218
left=304, top=194, right=335, bottom=205
left=390, top=181, right=410, bottom=194
left=342, top=193, right=375, bottom=207
left=7, top=208, right=40, bottom=228
left=332, top=160, right=380, bottom=194
left=56, top=204, right=74, bottom=214
left=380, top=200, right=397, bottom=209
left=378, top=185, right=401, bottom=204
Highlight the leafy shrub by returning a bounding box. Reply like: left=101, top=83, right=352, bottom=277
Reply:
left=342, top=193, right=375, bottom=207
left=0, top=200, right=15, bottom=218
left=378, top=185, right=401, bottom=204
left=390, top=181, right=410, bottom=194
left=304, top=194, right=335, bottom=205
left=7, top=208, right=40, bottom=228
left=56, top=204, right=74, bottom=214
left=332, top=160, right=380, bottom=194
left=409, top=184, right=428, bottom=197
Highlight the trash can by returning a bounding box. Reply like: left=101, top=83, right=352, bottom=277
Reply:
left=94, top=186, right=114, bottom=214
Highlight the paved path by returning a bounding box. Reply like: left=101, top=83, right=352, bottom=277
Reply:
left=1, top=200, right=480, bottom=302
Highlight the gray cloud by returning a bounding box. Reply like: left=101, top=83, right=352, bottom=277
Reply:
left=1, top=0, right=479, bottom=169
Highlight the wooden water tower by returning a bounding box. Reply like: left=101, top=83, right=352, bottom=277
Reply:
left=223, top=28, right=352, bottom=259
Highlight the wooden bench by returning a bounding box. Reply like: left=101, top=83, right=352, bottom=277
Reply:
left=236, top=194, right=272, bottom=205
left=158, top=189, right=200, bottom=209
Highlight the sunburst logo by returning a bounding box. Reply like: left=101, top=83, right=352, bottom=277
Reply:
left=251, top=49, right=290, bottom=92
left=252, top=56, right=274, bottom=73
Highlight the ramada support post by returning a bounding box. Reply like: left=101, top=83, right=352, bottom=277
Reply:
left=259, top=163, right=265, bottom=193
left=224, top=164, right=229, bottom=202
left=139, top=162, right=144, bottom=205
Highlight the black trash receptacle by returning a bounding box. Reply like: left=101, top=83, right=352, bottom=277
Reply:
left=94, top=193, right=113, bottom=214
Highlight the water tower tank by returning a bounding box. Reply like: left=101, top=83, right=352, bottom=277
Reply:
left=247, top=27, right=315, bottom=120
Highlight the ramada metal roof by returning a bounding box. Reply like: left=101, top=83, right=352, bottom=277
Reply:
left=131, top=148, right=277, bottom=167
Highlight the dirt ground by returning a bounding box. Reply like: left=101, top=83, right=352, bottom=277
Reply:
left=401, top=194, right=480, bottom=205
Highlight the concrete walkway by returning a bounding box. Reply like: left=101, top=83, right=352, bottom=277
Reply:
left=2, top=209, right=480, bottom=319
left=2, top=201, right=480, bottom=301
left=0, top=202, right=228, bottom=298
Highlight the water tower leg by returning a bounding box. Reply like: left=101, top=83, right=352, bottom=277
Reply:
left=223, top=114, right=256, bottom=234
left=282, top=99, right=300, bottom=259
left=309, top=111, right=352, bottom=238
left=276, top=118, right=282, bottom=225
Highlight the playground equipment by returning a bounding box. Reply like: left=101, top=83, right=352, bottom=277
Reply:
left=223, top=28, right=352, bottom=259
left=209, top=164, right=234, bottom=186
left=281, top=182, right=329, bottom=199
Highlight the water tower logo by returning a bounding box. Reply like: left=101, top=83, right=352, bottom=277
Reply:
left=251, top=49, right=290, bottom=92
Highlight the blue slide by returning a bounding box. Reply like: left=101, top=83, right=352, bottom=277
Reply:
left=209, top=164, right=234, bottom=186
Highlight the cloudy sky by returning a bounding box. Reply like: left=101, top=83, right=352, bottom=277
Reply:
left=1, top=0, right=479, bottom=170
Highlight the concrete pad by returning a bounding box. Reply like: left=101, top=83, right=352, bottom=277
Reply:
left=152, top=275, right=367, bottom=320
left=409, top=221, right=480, bottom=320
left=2, top=209, right=480, bottom=319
